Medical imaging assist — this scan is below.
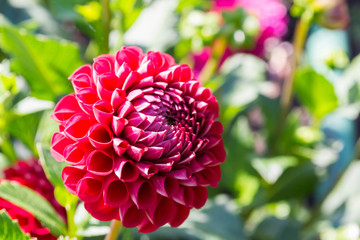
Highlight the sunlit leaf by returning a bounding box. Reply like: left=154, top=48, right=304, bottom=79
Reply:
left=294, top=67, right=338, bottom=120
left=266, top=162, right=317, bottom=202
left=0, top=180, right=67, bottom=236
left=37, top=143, right=68, bottom=187
left=0, top=210, right=31, bottom=240
left=0, top=25, right=84, bottom=100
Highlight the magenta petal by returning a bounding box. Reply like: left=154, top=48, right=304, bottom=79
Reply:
left=151, top=176, right=178, bottom=197
left=142, top=146, right=164, bottom=161
left=126, top=111, right=146, bottom=127
left=110, top=88, right=126, bottom=110
left=112, top=116, right=128, bottom=136
left=93, top=54, right=115, bottom=77
left=51, top=94, right=82, bottom=125
left=123, top=126, right=143, bottom=145
left=198, top=165, right=221, bottom=187
left=76, top=174, right=104, bottom=202
left=146, top=197, right=176, bottom=228
left=127, top=89, right=144, bottom=101
left=122, top=71, right=140, bottom=91
left=173, top=186, right=194, bottom=207
left=117, top=100, right=135, bottom=118
left=97, top=73, right=121, bottom=100
left=63, top=143, right=86, bottom=165
left=71, top=73, right=92, bottom=94
left=138, top=59, right=155, bottom=77
left=103, top=175, right=129, bottom=207
left=153, top=162, right=174, bottom=172
left=208, top=140, right=226, bottom=165
left=51, top=132, right=73, bottom=162
left=206, top=134, right=222, bottom=150
left=178, top=151, right=195, bottom=165
left=113, top=138, right=129, bottom=156
left=87, top=150, right=114, bottom=176
left=137, top=131, right=158, bottom=146
left=138, top=219, right=159, bottom=233
left=119, top=200, right=146, bottom=228
left=64, top=114, right=92, bottom=141
left=93, top=100, right=114, bottom=126
left=197, top=152, right=216, bottom=166
left=69, top=64, right=92, bottom=81
left=88, top=123, right=113, bottom=149
left=166, top=167, right=191, bottom=180
left=116, top=46, right=143, bottom=71
left=85, top=196, right=120, bottom=221
left=192, top=186, right=208, bottom=209
left=127, top=144, right=147, bottom=162
left=178, top=177, right=198, bottom=187
left=114, top=159, right=139, bottom=182
left=169, top=203, right=190, bottom=227
left=188, top=160, right=205, bottom=173
left=76, top=87, right=98, bottom=115
left=62, top=166, right=86, bottom=195
left=127, top=180, right=157, bottom=210
left=135, top=162, right=158, bottom=179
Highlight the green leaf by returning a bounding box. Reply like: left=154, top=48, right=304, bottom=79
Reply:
left=0, top=25, right=84, bottom=101
left=221, top=117, right=258, bottom=194
left=0, top=180, right=67, bottom=236
left=37, top=143, right=68, bottom=187
left=258, top=94, right=281, bottom=139
left=337, top=54, right=360, bottom=105
left=253, top=216, right=301, bottom=240
left=0, top=210, right=31, bottom=240
left=5, top=112, right=42, bottom=155
left=294, top=67, right=338, bottom=120
left=266, top=162, right=317, bottom=202
left=252, top=156, right=298, bottom=184
left=176, top=0, right=211, bottom=12
left=216, top=54, right=266, bottom=128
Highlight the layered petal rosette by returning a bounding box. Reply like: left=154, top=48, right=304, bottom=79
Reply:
left=0, top=160, right=66, bottom=240
left=51, top=46, right=226, bottom=232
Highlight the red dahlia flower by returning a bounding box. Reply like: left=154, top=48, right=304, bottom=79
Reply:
left=0, top=160, right=66, bottom=240
left=51, top=46, right=226, bottom=233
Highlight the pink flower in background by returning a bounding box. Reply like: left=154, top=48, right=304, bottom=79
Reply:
left=51, top=46, right=225, bottom=232
left=193, top=0, right=288, bottom=76
left=213, top=0, right=288, bottom=55
left=0, top=160, right=66, bottom=240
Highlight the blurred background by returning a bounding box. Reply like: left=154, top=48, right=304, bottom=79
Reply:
left=1, top=0, right=360, bottom=239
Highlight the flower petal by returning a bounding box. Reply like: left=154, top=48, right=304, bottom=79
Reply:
left=86, top=150, right=114, bottom=176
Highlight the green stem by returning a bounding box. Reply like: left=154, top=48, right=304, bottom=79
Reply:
left=271, top=12, right=311, bottom=155
left=66, top=201, right=77, bottom=238
left=101, top=0, right=111, bottom=54
left=280, top=14, right=310, bottom=115
left=105, top=220, right=122, bottom=240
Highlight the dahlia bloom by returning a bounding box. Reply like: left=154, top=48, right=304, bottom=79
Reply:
left=0, top=160, right=66, bottom=240
left=51, top=46, right=225, bottom=232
